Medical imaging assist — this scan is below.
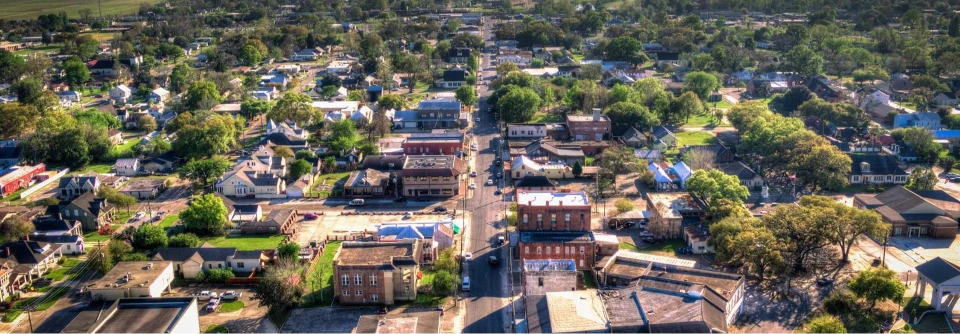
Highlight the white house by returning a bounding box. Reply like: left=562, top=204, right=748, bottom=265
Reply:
left=110, top=84, right=132, bottom=103
left=152, top=247, right=263, bottom=279
left=149, top=88, right=170, bottom=103
left=114, top=158, right=140, bottom=177
left=89, top=261, right=175, bottom=300
left=510, top=156, right=576, bottom=179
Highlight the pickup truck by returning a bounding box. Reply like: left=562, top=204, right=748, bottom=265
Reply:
left=193, top=291, right=218, bottom=301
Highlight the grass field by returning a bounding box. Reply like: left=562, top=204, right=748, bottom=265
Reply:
left=14, top=44, right=61, bottom=56
left=0, top=0, right=163, bottom=20
left=220, top=300, right=244, bottom=313
left=686, top=113, right=725, bottom=127
left=303, top=241, right=341, bottom=307
left=157, top=214, right=179, bottom=229
left=204, top=324, right=229, bottom=333
left=637, top=239, right=686, bottom=257
left=204, top=235, right=286, bottom=250
left=676, top=131, right=718, bottom=146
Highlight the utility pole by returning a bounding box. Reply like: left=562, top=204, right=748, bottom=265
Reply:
left=97, top=0, right=103, bottom=19
left=24, top=306, right=34, bottom=333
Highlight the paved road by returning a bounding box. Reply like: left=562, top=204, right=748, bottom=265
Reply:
left=462, top=18, right=511, bottom=334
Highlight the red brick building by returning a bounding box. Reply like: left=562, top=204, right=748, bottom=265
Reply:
left=516, top=190, right=592, bottom=232
left=401, top=132, right=466, bottom=156
left=566, top=109, right=612, bottom=141
left=0, top=164, right=46, bottom=196
left=518, top=232, right=596, bottom=269
left=333, top=240, right=421, bottom=305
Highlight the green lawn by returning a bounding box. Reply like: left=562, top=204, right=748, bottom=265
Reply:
left=411, top=293, right=447, bottom=307
left=158, top=214, right=180, bottom=229
left=204, top=235, right=286, bottom=250
left=60, top=257, right=81, bottom=268
left=618, top=242, right=640, bottom=251
left=303, top=241, right=341, bottom=307
left=685, top=113, right=725, bottom=127
left=0, top=0, right=164, bottom=20
left=309, top=172, right=350, bottom=198
left=904, top=313, right=950, bottom=333
left=419, top=270, right=436, bottom=288
left=73, top=162, right=113, bottom=174
left=220, top=300, right=244, bottom=313
left=13, top=44, right=61, bottom=56
left=637, top=239, right=687, bottom=257
left=530, top=112, right=563, bottom=123
left=107, top=137, right=140, bottom=159
left=2, top=286, right=69, bottom=322
left=582, top=271, right=596, bottom=288
left=676, top=131, right=718, bottom=146
left=82, top=224, right=124, bottom=243
left=204, top=324, right=229, bottom=333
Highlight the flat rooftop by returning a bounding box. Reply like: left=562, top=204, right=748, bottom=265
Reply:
left=403, top=155, right=457, bottom=169
left=566, top=113, right=611, bottom=122
left=62, top=297, right=196, bottom=333
left=520, top=231, right=594, bottom=243
left=517, top=190, right=589, bottom=207
left=545, top=290, right=608, bottom=333
left=91, top=261, right=172, bottom=290
left=647, top=193, right=703, bottom=218
left=612, top=250, right=696, bottom=268
left=355, top=311, right=441, bottom=333
left=335, top=240, right=418, bottom=266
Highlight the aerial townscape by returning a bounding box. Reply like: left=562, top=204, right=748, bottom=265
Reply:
left=1, top=0, right=960, bottom=333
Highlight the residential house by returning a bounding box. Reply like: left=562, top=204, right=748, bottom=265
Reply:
left=414, top=99, right=465, bottom=130
left=435, top=66, right=469, bottom=89
left=286, top=175, right=312, bottom=198
left=241, top=209, right=298, bottom=235
left=107, top=129, right=124, bottom=145
left=683, top=225, right=714, bottom=254
left=446, top=47, right=472, bottom=64
left=650, top=126, right=677, bottom=150
left=889, top=141, right=920, bottom=163
left=0, top=240, right=63, bottom=299
left=31, top=234, right=84, bottom=255
left=113, top=158, right=140, bottom=177
left=350, top=106, right=374, bottom=126
left=152, top=247, right=263, bottom=278
left=933, top=92, right=959, bottom=107
left=32, top=216, right=82, bottom=236
left=854, top=186, right=960, bottom=238
left=58, top=91, right=81, bottom=104
left=215, top=153, right=287, bottom=198
left=291, top=47, right=324, bottom=61
left=647, top=161, right=694, bottom=191
left=376, top=222, right=455, bottom=263
left=141, top=151, right=177, bottom=174
left=109, top=84, right=132, bottom=103
left=344, top=169, right=391, bottom=198
left=653, top=52, right=680, bottom=66
left=88, top=261, right=174, bottom=300
left=58, top=192, right=114, bottom=231
left=401, top=155, right=465, bottom=198
left=149, top=88, right=170, bottom=103
left=333, top=240, right=421, bottom=305
left=646, top=193, right=705, bottom=238
left=88, top=59, right=117, bottom=76
left=516, top=190, right=591, bottom=232
left=521, top=140, right=586, bottom=165
left=893, top=112, right=941, bottom=130
left=678, top=144, right=735, bottom=163
left=120, top=179, right=166, bottom=200
left=522, top=260, right=577, bottom=295
left=634, top=149, right=662, bottom=161
left=566, top=109, right=611, bottom=141
left=716, top=162, right=763, bottom=188
left=807, top=75, right=848, bottom=102
left=620, top=127, right=648, bottom=148
left=229, top=204, right=263, bottom=226
left=57, top=175, right=101, bottom=200
left=848, top=154, right=908, bottom=185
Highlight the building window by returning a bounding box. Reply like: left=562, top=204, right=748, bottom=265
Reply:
left=355, top=274, right=362, bottom=285
left=550, top=214, right=556, bottom=224
left=370, top=275, right=377, bottom=286
left=342, top=275, right=349, bottom=285
left=537, top=247, right=542, bottom=254
left=555, top=246, right=560, bottom=254
left=538, top=277, right=544, bottom=286
left=343, top=290, right=350, bottom=296
left=238, top=262, right=244, bottom=268
left=564, top=214, right=570, bottom=224
left=537, top=214, right=543, bottom=224
left=580, top=259, right=584, bottom=267
left=372, top=294, right=378, bottom=302
left=356, top=290, right=363, bottom=296
left=522, top=214, right=528, bottom=224
left=579, top=246, right=584, bottom=254
left=546, top=247, right=551, bottom=255
left=525, top=246, right=529, bottom=254
left=895, top=227, right=902, bottom=235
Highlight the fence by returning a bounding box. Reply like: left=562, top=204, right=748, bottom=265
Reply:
left=20, top=168, right=69, bottom=199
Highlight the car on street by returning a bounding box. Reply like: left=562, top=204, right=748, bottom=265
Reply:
left=132, top=211, right=146, bottom=222
left=476, top=117, right=481, bottom=122
left=433, top=206, right=448, bottom=213
left=489, top=256, right=499, bottom=266
left=486, top=179, right=494, bottom=186
left=304, top=213, right=319, bottom=220
left=497, top=235, right=506, bottom=246
left=348, top=199, right=365, bottom=206
left=221, top=291, right=242, bottom=301
left=464, top=252, right=473, bottom=261
left=404, top=212, right=414, bottom=219
left=461, top=277, right=471, bottom=291
left=951, top=177, right=960, bottom=183
left=469, top=182, right=476, bottom=189
left=470, top=171, right=478, bottom=177
left=947, top=173, right=960, bottom=178
left=152, top=211, right=165, bottom=222
left=494, top=189, right=502, bottom=195
left=496, top=172, right=502, bottom=178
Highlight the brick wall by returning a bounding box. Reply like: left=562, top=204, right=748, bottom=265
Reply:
left=402, top=142, right=463, bottom=155
left=516, top=204, right=591, bottom=232
left=517, top=241, right=595, bottom=270
left=334, top=266, right=389, bottom=305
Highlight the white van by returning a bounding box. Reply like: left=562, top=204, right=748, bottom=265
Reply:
left=461, top=277, right=471, bottom=291
left=348, top=199, right=365, bottom=206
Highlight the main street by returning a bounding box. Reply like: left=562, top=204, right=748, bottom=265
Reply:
left=462, top=17, right=512, bottom=333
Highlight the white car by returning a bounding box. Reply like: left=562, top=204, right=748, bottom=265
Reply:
left=469, top=182, right=476, bottom=189
left=464, top=252, right=473, bottom=261
left=221, top=291, right=242, bottom=301
left=486, top=179, right=494, bottom=186
left=404, top=212, right=414, bottom=219
left=471, top=171, right=478, bottom=177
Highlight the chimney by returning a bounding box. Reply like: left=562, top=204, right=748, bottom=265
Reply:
left=24, top=235, right=28, bottom=241
left=593, top=108, right=601, bottom=122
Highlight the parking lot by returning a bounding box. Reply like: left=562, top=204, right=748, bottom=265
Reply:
left=168, top=286, right=272, bottom=333
left=295, top=212, right=465, bottom=245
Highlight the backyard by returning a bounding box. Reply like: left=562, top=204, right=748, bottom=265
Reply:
left=308, top=172, right=350, bottom=198
left=676, top=131, right=718, bottom=146
left=204, top=235, right=287, bottom=250
left=0, top=0, right=163, bottom=20
left=302, top=241, right=341, bottom=307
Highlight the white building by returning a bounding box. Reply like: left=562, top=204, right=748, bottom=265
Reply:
left=89, top=261, right=175, bottom=300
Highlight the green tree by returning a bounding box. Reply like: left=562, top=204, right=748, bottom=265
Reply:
left=377, top=94, right=406, bottom=110
left=572, top=160, right=583, bottom=177
left=180, top=157, right=232, bottom=188
left=169, top=63, right=192, bottom=94
left=806, top=315, right=847, bottom=333
left=950, top=16, right=960, bottom=38
left=273, top=146, right=294, bottom=158
left=168, top=233, right=203, bottom=248
left=614, top=199, right=634, bottom=214
left=253, top=262, right=304, bottom=312
left=467, top=54, right=480, bottom=72
left=605, top=36, right=648, bottom=66
left=52, top=128, right=90, bottom=169
left=290, top=159, right=314, bottom=180
left=604, top=102, right=658, bottom=130
left=0, top=217, right=35, bottom=244
left=180, top=194, right=229, bottom=236
left=268, top=93, right=315, bottom=125
left=138, top=114, right=157, bottom=133
left=672, top=91, right=705, bottom=125
left=790, top=144, right=852, bottom=192
left=848, top=267, right=905, bottom=308
left=731, top=228, right=783, bottom=281
left=12, top=78, right=44, bottom=105
left=905, top=166, right=938, bottom=191
left=240, top=99, right=272, bottom=121
left=765, top=204, right=833, bottom=272
left=133, top=224, right=168, bottom=251
left=328, top=119, right=360, bottom=152
left=707, top=198, right=752, bottom=221
left=184, top=80, right=222, bottom=110
left=498, top=88, right=541, bottom=123
left=785, top=45, right=823, bottom=77
left=800, top=195, right=888, bottom=263
left=709, top=217, right=760, bottom=264
left=206, top=268, right=236, bottom=283
left=683, top=72, right=720, bottom=101
left=63, top=58, right=91, bottom=89
left=686, top=169, right=750, bottom=207
left=0, top=103, right=40, bottom=139
left=0, top=51, right=26, bottom=84
left=239, top=45, right=263, bottom=66
left=432, top=270, right=457, bottom=295
left=277, top=242, right=301, bottom=260
left=893, top=127, right=941, bottom=162
left=455, top=86, right=478, bottom=110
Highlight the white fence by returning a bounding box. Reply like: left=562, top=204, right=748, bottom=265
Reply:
left=20, top=168, right=69, bottom=199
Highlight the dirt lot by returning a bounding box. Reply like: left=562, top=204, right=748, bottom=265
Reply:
left=295, top=212, right=463, bottom=245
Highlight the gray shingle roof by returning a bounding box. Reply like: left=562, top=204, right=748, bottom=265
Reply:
left=916, top=257, right=960, bottom=284
left=152, top=247, right=240, bottom=262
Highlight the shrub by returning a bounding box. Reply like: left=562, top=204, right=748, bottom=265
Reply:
left=206, top=269, right=236, bottom=283
left=169, top=233, right=203, bottom=248
left=195, top=271, right=206, bottom=282
left=823, top=289, right=858, bottom=315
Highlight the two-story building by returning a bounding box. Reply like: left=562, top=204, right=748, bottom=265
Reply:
left=848, top=154, right=908, bottom=185
left=566, top=109, right=611, bottom=141
left=333, top=240, right=421, bottom=305
left=854, top=186, right=960, bottom=238
left=401, top=155, right=466, bottom=198
left=401, top=132, right=466, bottom=156
left=344, top=169, right=391, bottom=198
left=516, top=190, right=591, bottom=232
left=58, top=192, right=115, bottom=231
left=57, top=175, right=102, bottom=200
left=893, top=112, right=941, bottom=130
left=518, top=232, right=596, bottom=270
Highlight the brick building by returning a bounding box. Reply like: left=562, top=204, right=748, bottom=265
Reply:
left=566, top=109, right=611, bottom=141
left=401, top=132, right=466, bottom=156
left=522, top=259, right=577, bottom=295
left=518, top=232, right=596, bottom=270
left=401, top=155, right=466, bottom=198
left=333, top=240, right=421, bottom=305
left=516, top=190, right=591, bottom=232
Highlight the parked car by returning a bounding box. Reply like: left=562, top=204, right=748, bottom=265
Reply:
left=470, top=171, right=478, bottom=177
left=464, top=252, right=473, bottom=261
left=304, top=213, right=319, bottom=220
left=221, top=291, right=242, bottom=301
left=194, top=291, right=217, bottom=301
left=131, top=211, right=146, bottom=222
left=152, top=211, right=166, bottom=222
left=433, top=206, right=448, bottom=213
left=947, top=173, right=960, bottom=178
left=469, top=182, right=476, bottom=189
left=497, top=235, right=506, bottom=246
left=489, top=256, right=499, bottom=266
left=486, top=179, right=494, bottom=186
left=816, top=277, right=835, bottom=286
left=494, top=189, right=502, bottom=195
left=404, top=212, right=414, bottom=219
left=461, top=277, right=471, bottom=291
left=206, top=298, right=221, bottom=312
left=639, top=231, right=654, bottom=238
left=348, top=199, right=365, bottom=206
